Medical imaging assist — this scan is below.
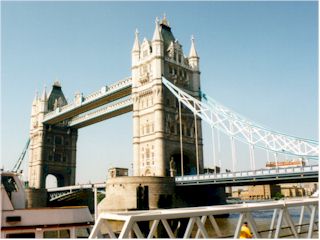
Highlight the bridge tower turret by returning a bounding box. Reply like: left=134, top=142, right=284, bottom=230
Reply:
left=28, top=81, right=78, bottom=189
left=132, top=16, right=204, bottom=177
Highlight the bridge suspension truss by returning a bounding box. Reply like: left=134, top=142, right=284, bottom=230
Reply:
left=162, top=77, right=319, bottom=173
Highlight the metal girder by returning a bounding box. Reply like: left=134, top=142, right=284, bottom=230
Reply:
left=162, top=77, right=318, bottom=159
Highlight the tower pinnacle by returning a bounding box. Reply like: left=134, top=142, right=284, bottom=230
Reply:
left=41, top=85, right=47, bottom=101
left=189, top=35, right=198, bottom=58
left=152, top=17, right=163, bottom=41
left=161, top=13, right=169, bottom=27
left=132, top=28, right=140, bottom=52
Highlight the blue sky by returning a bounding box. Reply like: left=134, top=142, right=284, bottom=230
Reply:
left=1, top=1, right=318, bottom=185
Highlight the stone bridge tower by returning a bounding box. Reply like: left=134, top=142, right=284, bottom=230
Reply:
left=132, top=16, right=204, bottom=177
left=28, top=82, right=77, bottom=189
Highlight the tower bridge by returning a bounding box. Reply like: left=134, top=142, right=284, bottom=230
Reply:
left=27, top=16, right=318, bottom=210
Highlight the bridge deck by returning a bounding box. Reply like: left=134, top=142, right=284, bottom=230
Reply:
left=176, top=165, right=318, bottom=186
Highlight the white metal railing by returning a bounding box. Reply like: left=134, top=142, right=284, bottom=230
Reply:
left=47, top=183, right=106, bottom=193
left=83, top=77, right=131, bottom=103
left=175, top=165, right=318, bottom=183
left=89, top=198, right=318, bottom=238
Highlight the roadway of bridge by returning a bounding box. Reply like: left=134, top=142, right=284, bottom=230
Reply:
left=175, top=165, right=318, bottom=187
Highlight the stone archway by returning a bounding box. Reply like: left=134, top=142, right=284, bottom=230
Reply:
left=145, top=168, right=152, bottom=176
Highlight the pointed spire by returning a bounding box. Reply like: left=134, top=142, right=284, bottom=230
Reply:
left=189, top=35, right=198, bottom=58
left=41, top=85, right=47, bottom=101
left=33, top=90, right=39, bottom=104
left=152, top=17, right=163, bottom=41
left=161, top=13, right=169, bottom=27
left=132, top=28, right=140, bottom=52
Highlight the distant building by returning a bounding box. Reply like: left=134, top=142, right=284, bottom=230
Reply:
left=280, top=183, right=318, bottom=197
left=281, top=185, right=305, bottom=197
left=232, top=185, right=281, bottom=200
left=232, top=182, right=318, bottom=200
left=108, top=168, right=128, bottom=178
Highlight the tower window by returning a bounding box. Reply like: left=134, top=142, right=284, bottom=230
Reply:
left=170, top=124, right=175, bottom=134
left=146, top=148, right=150, bottom=159
left=54, top=136, right=63, bottom=145
left=54, top=153, right=62, bottom=162
left=187, top=128, right=191, bottom=137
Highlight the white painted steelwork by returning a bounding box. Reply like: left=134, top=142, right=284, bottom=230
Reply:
left=68, top=97, right=133, bottom=128
left=162, top=77, right=318, bottom=159
left=47, top=183, right=106, bottom=201
left=89, top=198, right=318, bottom=238
left=42, top=77, right=132, bottom=123
left=175, top=165, right=318, bottom=185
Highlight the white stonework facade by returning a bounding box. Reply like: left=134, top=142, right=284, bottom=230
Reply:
left=28, top=83, right=77, bottom=188
left=132, top=16, right=204, bottom=177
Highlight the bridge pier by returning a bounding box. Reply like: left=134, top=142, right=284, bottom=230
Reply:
left=97, top=176, right=226, bottom=236
left=175, top=184, right=226, bottom=207
left=25, top=188, right=48, bottom=208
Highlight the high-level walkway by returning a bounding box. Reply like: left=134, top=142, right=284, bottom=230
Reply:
left=42, top=77, right=132, bottom=126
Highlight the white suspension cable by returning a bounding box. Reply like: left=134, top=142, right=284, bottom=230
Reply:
left=231, top=136, right=236, bottom=172
left=194, top=102, right=200, bottom=176
left=178, top=99, right=184, bottom=176
left=217, top=128, right=222, bottom=168
left=249, top=145, right=255, bottom=170
left=211, top=122, right=217, bottom=177
left=266, top=149, right=271, bottom=163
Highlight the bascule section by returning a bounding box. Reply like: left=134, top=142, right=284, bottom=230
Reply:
left=132, top=16, right=204, bottom=177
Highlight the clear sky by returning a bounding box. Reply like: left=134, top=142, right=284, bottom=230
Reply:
left=1, top=1, right=318, bottom=186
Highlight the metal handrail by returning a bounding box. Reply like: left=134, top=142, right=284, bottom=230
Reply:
left=89, top=198, right=318, bottom=238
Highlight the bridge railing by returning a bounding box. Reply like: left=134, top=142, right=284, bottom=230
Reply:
left=83, top=77, right=132, bottom=103
left=89, top=198, right=318, bottom=238
left=175, top=165, right=318, bottom=184
left=47, top=183, right=106, bottom=193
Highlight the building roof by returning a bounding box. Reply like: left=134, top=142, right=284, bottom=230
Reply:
left=47, top=82, right=68, bottom=111
left=160, top=22, right=175, bottom=53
